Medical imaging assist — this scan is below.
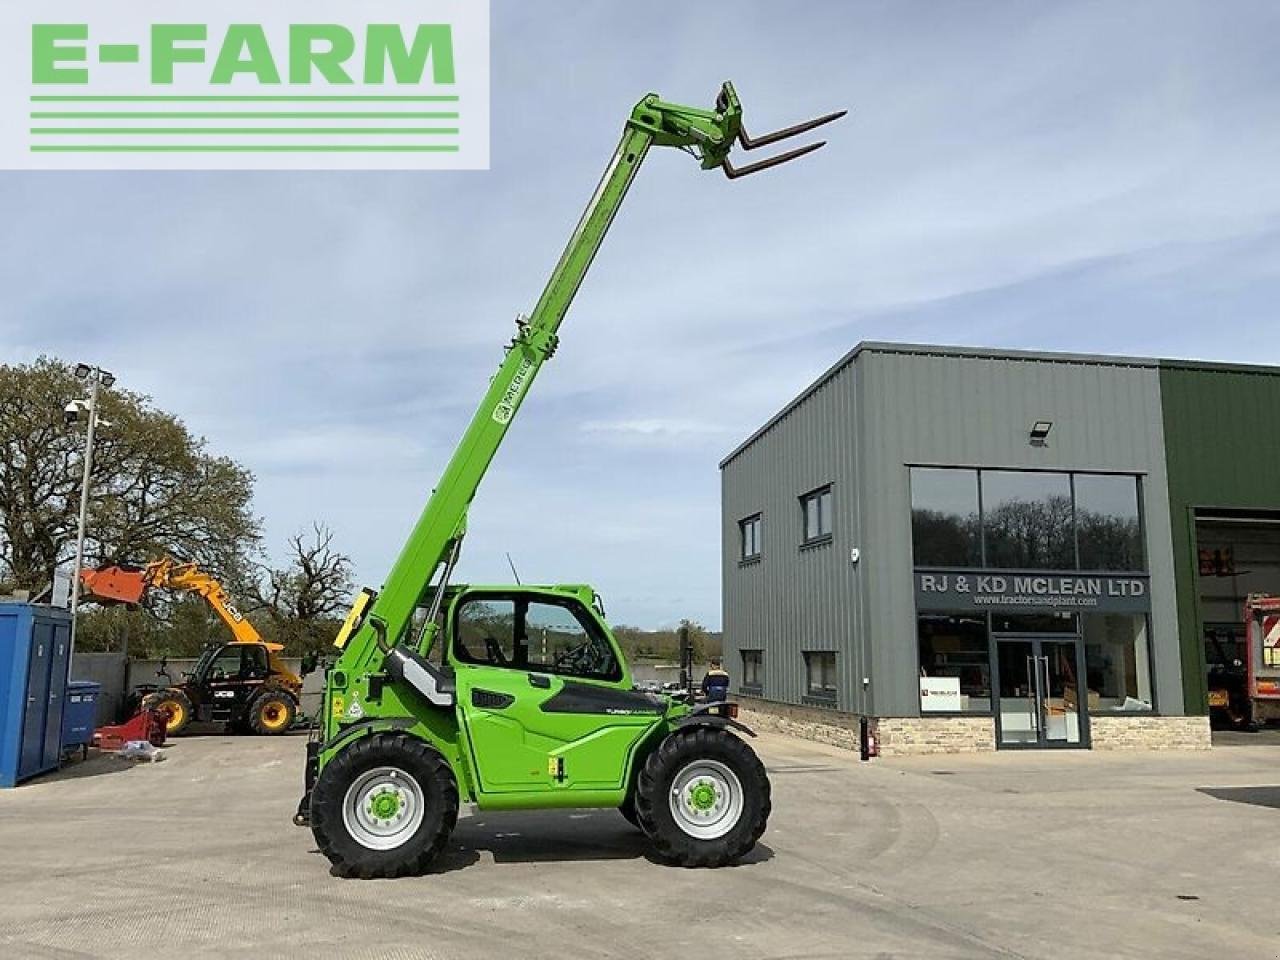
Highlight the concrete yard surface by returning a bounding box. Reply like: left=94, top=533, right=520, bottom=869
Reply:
left=1, top=730, right=1278, bottom=959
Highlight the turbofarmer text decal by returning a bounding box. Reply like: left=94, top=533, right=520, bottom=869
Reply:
left=0, top=1, right=489, bottom=169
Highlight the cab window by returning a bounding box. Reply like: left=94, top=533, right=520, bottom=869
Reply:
left=242, top=645, right=269, bottom=679
left=456, top=599, right=518, bottom=667
left=453, top=595, right=621, bottom=682
left=206, top=646, right=246, bottom=680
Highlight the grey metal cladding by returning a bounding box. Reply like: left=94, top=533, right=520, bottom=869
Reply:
left=854, top=347, right=1179, bottom=717
left=722, top=342, right=1182, bottom=721
left=721, top=361, right=863, bottom=712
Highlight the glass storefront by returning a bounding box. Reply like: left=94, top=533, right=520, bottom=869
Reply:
left=995, top=635, right=1084, bottom=746
left=910, top=467, right=1155, bottom=748
left=917, top=613, right=991, bottom=713
left=1083, top=613, right=1152, bottom=711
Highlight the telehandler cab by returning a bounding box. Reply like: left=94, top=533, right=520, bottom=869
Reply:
left=297, top=83, right=844, bottom=877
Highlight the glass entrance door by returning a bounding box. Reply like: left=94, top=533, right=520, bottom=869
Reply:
left=996, top=636, right=1087, bottom=748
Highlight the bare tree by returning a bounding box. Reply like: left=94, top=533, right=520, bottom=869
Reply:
left=251, top=523, right=354, bottom=653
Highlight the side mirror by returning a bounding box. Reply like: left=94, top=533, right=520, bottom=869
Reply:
left=300, top=651, right=320, bottom=676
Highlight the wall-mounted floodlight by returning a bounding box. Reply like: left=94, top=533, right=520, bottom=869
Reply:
left=1029, top=420, right=1053, bottom=446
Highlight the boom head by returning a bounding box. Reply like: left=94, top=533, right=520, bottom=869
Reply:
left=80, top=564, right=149, bottom=605
left=629, top=80, right=846, bottom=178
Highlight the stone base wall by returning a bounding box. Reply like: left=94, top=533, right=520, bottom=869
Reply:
left=1089, top=714, right=1211, bottom=750
left=736, top=697, right=995, bottom=756
left=873, top=716, right=996, bottom=756
left=737, top=696, right=862, bottom=752
left=737, top=696, right=1211, bottom=754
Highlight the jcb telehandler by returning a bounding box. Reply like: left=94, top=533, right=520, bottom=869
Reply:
left=297, top=84, right=843, bottom=877
left=82, top=557, right=302, bottom=735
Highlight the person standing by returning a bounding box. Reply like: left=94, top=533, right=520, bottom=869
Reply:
left=701, top=660, right=730, bottom=702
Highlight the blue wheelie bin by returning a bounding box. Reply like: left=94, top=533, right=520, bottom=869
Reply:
left=61, top=680, right=101, bottom=760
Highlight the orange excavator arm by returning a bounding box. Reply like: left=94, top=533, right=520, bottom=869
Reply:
left=80, top=556, right=301, bottom=690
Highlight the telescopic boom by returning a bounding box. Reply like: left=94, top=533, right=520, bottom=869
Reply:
left=329, top=83, right=844, bottom=683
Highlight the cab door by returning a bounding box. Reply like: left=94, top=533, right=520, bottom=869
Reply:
left=203, top=644, right=265, bottom=721
left=450, top=594, right=663, bottom=795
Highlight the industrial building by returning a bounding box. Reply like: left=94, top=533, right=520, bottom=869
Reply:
left=720, top=343, right=1280, bottom=753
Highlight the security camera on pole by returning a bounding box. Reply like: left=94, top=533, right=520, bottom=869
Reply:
left=65, top=362, right=115, bottom=679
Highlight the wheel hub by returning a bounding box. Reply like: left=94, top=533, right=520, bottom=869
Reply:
left=689, top=781, right=718, bottom=812
left=342, top=767, right=425, bottom=850
left=370, top=790, right=402, bottom=821
left=669, top=759, right=744, bottom=840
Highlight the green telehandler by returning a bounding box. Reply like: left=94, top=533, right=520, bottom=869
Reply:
left=295, top=83, right=844, bottom=878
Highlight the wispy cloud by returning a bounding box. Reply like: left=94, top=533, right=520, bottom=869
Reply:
left=5, top=0, right=1279, bottom=626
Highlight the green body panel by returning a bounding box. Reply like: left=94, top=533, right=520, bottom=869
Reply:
left=1159, top=362, right=1280, bottom=714
left=458, top=672, right=661, bottom=795
left=453, top=668, right=657, bottom=794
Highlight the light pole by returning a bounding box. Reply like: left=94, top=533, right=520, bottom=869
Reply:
left=66, top=363, right=115, bottom=678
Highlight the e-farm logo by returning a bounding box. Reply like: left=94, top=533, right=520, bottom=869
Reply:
left=0, top=1, right=490, bottom=170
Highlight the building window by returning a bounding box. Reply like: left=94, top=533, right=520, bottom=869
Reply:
left=910, top=468, right=981, bottom=567
left=917, top=613, right=991, bottom=713
left=1075, top=474, right=1143, bottom=571
left=981, top=470, right=1075, bottom=570
left=912, top=467, right=1147, bottom=573
left=740, top=649, right=762, bottom=690
left=739, top=514, right=762, bottom=561
left=801, top=485, right=833, bottom=543
left=1083, top=614, right=1153, bottom=712
left=803, top=651, right=837, bottom=704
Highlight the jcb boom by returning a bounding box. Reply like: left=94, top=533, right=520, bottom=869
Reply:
left=301, top=83, right=843, bottom=877
left=82, top=557, right=302, bottom=735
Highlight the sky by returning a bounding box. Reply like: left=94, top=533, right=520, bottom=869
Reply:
left=3, top=1, right=1279, bottom=629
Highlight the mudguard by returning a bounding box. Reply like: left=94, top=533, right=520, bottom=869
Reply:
left=294, top=718, right=418, bottom=827
left=672, top=702, right=756, bottom=738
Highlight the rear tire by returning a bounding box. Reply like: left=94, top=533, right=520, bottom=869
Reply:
left=248, top=691, right=296, bottom=736
left=141, top=689, right=193, bottom=737
left=310, top=732, right=459, bottom=879
left=635, top=726, right=770, bottom=867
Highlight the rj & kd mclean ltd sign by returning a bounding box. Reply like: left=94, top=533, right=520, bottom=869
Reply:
left=0, top=1, right=489, bottom=170
left=915, top=570, right=1151, bottom=614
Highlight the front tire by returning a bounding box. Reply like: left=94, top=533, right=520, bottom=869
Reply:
left=141, top=689, right=193, bottom=737
left=310, top=732, right=459, bottom=879
left=635, top=726, right=770, bottom=867
left=248, top=691, right=296, bottom=735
